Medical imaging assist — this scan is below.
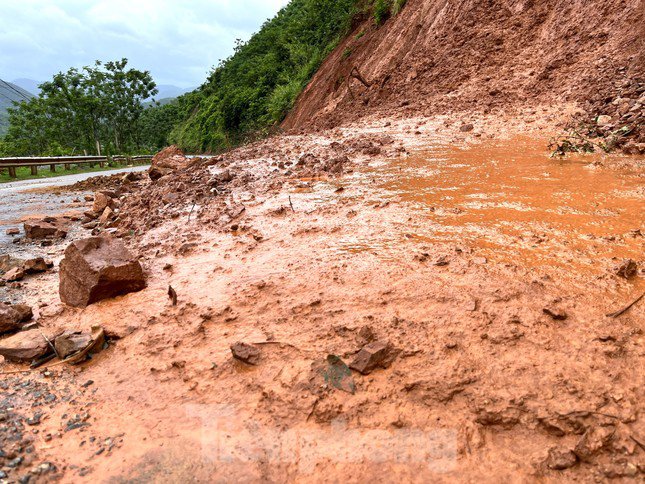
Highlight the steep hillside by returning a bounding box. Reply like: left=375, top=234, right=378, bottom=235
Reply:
left=284, top=0, right=644, bottom=136
left=0, top=80, right=33, bottom=136
left=169, top=0, right=358, bottom=152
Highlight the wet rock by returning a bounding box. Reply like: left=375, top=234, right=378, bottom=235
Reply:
left=543, top=306, right=568, bottom=320
left=230, top=342, right=261, bottom=365
left=573, top=426, right=615, bottom=462
left=24, top=220, right=67, bottom=240
left=149, top=145, right=189, bottom=181
left=6, top=228, right=20, bottom=236
left=23, top=258, right=51, bottom=274
left=59, top=236, right=146, bottom=308
left=92, top=192, right=113, bottom=214
left=54, top=331, right=93, bottom=359
left=99, top=206, right=115, bottom=225
left=460, top=123, right=474, bottom=132
left=610, top=258, right=638, bottom=279
left=544, top=448, right=578, bottom=470
left=0, top=329, right=51, bottom=362
left=349, top=340, right=400, bottom=375
left=3, top=267, right=25, bottom=282
left=0, top=304, right=33, bottom=333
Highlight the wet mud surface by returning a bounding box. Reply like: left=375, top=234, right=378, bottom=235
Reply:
left=0, top=117, right=643, bottom=482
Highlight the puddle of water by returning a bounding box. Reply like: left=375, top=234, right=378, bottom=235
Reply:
left=334, top=137, right=644, bottom=288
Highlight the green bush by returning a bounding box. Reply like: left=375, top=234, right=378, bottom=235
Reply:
left=373, top=0, right=390, bottom=25
left=169, top=0, right=359, bottom=153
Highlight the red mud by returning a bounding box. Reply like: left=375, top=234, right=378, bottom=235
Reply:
left=1, top=114, right=643, bottom=482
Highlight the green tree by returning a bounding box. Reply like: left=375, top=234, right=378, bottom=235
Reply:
left=5, top=59, right=157, bottom=156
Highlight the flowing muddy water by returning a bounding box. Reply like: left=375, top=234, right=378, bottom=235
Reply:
left=319, top=137, right=644, bottom=291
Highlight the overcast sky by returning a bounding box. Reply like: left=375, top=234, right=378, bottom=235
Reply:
left=0, top=0, right=290, bottom=88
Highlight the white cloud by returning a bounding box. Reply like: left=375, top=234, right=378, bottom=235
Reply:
left=0, top=0, right=291, bottom=87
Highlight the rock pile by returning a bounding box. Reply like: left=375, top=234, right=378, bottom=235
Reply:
left=148, top=145, right=191, bottom=181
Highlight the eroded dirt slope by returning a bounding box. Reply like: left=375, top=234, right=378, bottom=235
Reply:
left=284, top=0, right=644, bottom=134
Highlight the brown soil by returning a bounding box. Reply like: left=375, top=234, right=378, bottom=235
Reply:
left=284, top=0, right=644, bottom=143
left=1, top=2, right=644, bottom=481
left=1, top=113, right=643, bottom=482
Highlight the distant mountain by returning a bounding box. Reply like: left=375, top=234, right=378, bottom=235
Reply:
left=0, top=80, right=34, bottom=136
left=153, top=85, right=195, bottom=101
left=11, top=78, right=40, bottom=96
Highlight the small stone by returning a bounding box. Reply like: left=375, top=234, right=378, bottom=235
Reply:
left=611, top=259, right=637, bottom=279
left=460, top=123, right=474, bottom=132
left=543, top=306, right=568, bottom=320
left=230, top=342, right=261, bottom=365
left=24, top=220, right=67, bottom=240
left=99, top=206, right=115, bottom=225
left=0, top=304, right=33, bottom=333
left=596, top=115, right=612, bottom=126
left=92, top=192, right=113, bottom=214
left=574, top=426, right=614, bottom=462
left=544, top=448, right=578, bottom=470
left=349, top=341, right=400, bottom=375
left=6, top=228, right=20, bottom=235
left=434, top=255, right=450, bottom=266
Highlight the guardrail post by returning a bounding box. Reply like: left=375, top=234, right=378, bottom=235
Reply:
left=50, top=164, right=56, bottom=172
left=8, top=167, right=17, bottom=178
left=64, top=164, right=71, bottom=170
left=30, top=166, right=38, bottom=175
left=99, top=158, right=105, bottom=168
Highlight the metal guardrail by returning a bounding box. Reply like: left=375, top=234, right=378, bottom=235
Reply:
left=0, top=155, right=153, bottom=178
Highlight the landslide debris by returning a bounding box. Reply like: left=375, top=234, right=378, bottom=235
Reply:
left=283, top=0, right=643, bottom=155
left=59, top=236, right=146, bottom=308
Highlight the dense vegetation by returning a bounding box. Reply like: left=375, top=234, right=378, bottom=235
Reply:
left=2, top=59, right=158, bottom=157
left=168, top=0, right=360, bottom=152
left=1, top=0, right=406, bottom=157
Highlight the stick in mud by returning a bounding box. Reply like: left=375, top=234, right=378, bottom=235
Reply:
left=606, top=292, right=644, bottom=318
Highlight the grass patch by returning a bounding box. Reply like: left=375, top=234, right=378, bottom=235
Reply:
left=0, top=161, right=149, bottom=184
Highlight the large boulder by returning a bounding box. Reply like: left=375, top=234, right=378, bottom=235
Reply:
left=59, top=236, right=146, bottom=308
left=0, top=304, right=33, bottom=334
left=149, top=145, right=189, bottom=181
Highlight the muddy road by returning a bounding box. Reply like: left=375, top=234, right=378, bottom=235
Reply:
left=0, top=117, right=643, bottom=482
left=0, top=166, right=149, bottom=249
